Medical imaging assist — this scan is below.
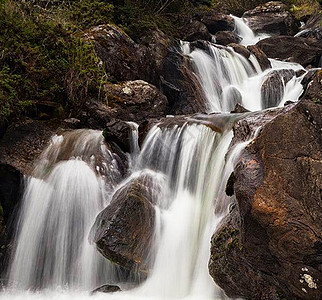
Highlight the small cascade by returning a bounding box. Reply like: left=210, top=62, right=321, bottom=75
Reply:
left=8, top=130, right=124, bottom=290
left=185, top=32, right=305, bottom=112
left=126, top=121, right=140, bottom=168
left=232, top=16, right=270, bottom=46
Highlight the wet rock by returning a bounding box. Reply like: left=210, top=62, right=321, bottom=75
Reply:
left=0, top=119, right=62, bottom=174
left=247, top=45, right=272, bottom=70
left=243, top=1, right=299, bottom=36
left=91, top=284, right=121, bottom=294
left=180, top=20, right=212, bottom=42
left=63, top=118, right=81, bottom=128
left=209, top=99, right=322, bottom=300
left=214, top=31, right=241, bottom=46
left=256, top=36, right=322, bottom=68
left=228, top=43, right=251, bottom=59
left=261, top=69, right=295, bottom=108
left=302, top=70, right=322, bottom=103
left=91, top=172, right=163, bottom=273
left=298, top=13, right=322, bottom=41
left=103, top=119, right=132, bottom=153
left=198, top=11, right=235, bottom=35
left=161, top=43, right=207, bottom=115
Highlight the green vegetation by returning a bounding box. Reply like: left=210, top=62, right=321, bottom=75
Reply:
left=0, top=0, right=321, bottom=123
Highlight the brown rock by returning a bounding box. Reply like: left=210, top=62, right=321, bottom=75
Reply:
left=209, top=99, right=322, bottom=300
left=91, top=172, right=162, bottom=273
left=214, top=31, right=242, bottom=46
left=198, top=11, right=235, bottom=34
left=180, top=20, right=212, bottom=42
left=243, top=1, right=299, bottom=36
left=256, top=36, right=322, bottom=68
left=228, top=43, right=251, bottom=59
left=247, top=45, right=272, bottom=70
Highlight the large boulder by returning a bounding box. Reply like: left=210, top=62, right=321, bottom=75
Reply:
left=161, top=43, right=207, bottom=115
left=91, top=172, right=164, bottom=274
left=243, top=1, right=299, bottom=36
left=85, top=25, right=170, bottom=86
left=180, top=20, right=212, bottom=42
left=302, top=70, right=322, bottom=103
left=104, top=80, right=168, bottom=122
left=296, top=13, right=322, bottom=41
left=256, top=36, right=322, bottom=68
left=198, top=11, right=235, bottom=35
left=209, top=99, right=322, bottom=300
left=214, top=31, right=242, bottom=46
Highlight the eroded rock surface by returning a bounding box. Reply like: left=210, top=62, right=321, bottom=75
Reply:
left=209, top=99, right=322, bottom=300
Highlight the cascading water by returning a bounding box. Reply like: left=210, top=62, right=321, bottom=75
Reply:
left=0, top=14, right=309, bottom=300
left=7, top=130, right=124, bottom=291
left=186, top=36, right=306, bottom=112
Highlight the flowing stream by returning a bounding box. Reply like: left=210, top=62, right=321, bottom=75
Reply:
left=1, top=16, right=307, bottom=300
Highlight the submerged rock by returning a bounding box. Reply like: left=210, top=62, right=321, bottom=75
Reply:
left=91, top=284, right=121, bottom=294
left=243, top=1, right=299, bottom=36
left=209, top=99, right=322, bottom=300
left=256, top=36, right=322, bottom=68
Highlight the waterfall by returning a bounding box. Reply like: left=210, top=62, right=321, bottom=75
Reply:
left=185, top=41, right=305, bottom=112
left=7, top=130, right=124, bottom=290
left=0, top=13, right=309, bottom=300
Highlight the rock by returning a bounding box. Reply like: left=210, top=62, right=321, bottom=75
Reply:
left=256, top=36, right=322, bottom=68
left=63, top=118, right=81, bottom=128
left=247, top=45, right=272, bottom=70
left=198, top=11, right=235, bottom=35
left=295, top=28, right=322, bottom=41
left=32, top=101, right=65, bottom=120
left=85, top=24, right=159, bottom=85
left=161, top=43, right=207, bottom=115
left=0, top=119, right=62, bottom=174
left=103, top=119, right=133, bottom=153
left=261, top=69, right=296, bottom=108
left=299, top=13, right=322, bottom=41
left=91, top=284, right=121, bottom=294
left=214, top=31, right=242, bottom=46
left=243, top=1, right=299, bottom=36
left=91, top=172, right=164, bottom=273
left=302, top=70, right=322, bottom=103
left=180, top=20, right=212, bottom=42
left=104, top=80, right=168, bottom=122
left=228, top=43, right=251, bottom=59
left=209, top=99, right=322, bottom=300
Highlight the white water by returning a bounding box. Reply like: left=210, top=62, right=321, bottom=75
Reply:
left=232, top=16, right=270, bottom=46
left=186, top=28, right=306, bottom=112
left=7, top=130, right=124, bottom=291
left=0, top=15, right=308, bottom=300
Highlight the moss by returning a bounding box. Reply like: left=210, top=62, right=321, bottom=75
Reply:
left=0, top=204, right=3, bottom=216
left=212, top=226, right=242, bottom=261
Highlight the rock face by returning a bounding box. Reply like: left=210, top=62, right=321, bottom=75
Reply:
left=297, top=13, right=322, bottom=41
left=91, top=284, right=121, bottom=294
left=0, top=119, right=62, bottom=174
left=256, top=36, right=322, bottom=68
left=243, top=1, right=299, bottom=36
left=209, top=99, right=322, bottom=300
left=85, top=25, right=170, bottom=86
left=91, top=172, right=163, bottom=273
